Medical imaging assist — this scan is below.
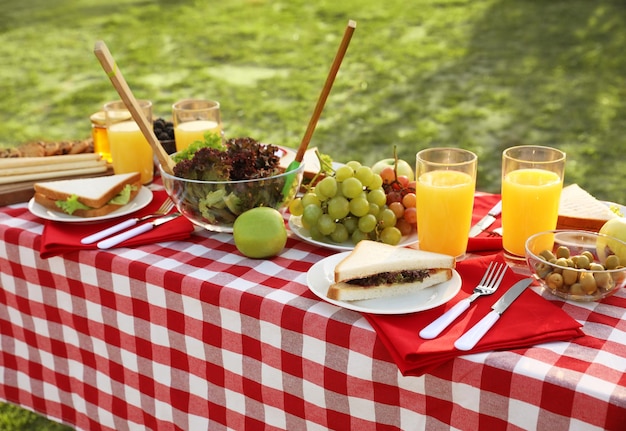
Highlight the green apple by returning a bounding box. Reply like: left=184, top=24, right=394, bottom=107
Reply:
left=371, top=158, right=414, bottom=180
left=597, top=217, right=626, bottom=264
left=233, top=207, right=287, bottom=258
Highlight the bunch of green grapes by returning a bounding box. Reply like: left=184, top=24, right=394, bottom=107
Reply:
left=289, top=161, right=403, bottom=245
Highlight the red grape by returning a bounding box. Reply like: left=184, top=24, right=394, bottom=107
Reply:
left=389, top=201, right=405, bottom=218
left=402, top=192, right=416, bottom=208
left=404, top=207, right=417, bottom=224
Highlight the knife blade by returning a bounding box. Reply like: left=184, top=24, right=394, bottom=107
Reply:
left=96, top=212, right=181, bottom=250
left=454, top=277, right=532, bottom=351
left=468, top=200, right=502, bottom=237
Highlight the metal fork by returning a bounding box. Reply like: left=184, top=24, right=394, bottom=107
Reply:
left=419, top=261, right=507, bottom=339
left=81, top=198, right=175, bottom=244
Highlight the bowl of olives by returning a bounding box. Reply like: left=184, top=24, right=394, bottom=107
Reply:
left=525, top=230, right=626, bottom=302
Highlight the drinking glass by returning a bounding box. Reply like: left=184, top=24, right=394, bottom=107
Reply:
left=104, top=100, right=154, bottom=185
left=172, top=99, right=221, bottom=152
left=501, top=145, right=566, bottom=259
left=90, top=111, right=111, bottom=163
left=415, top=147, right=477, bottom=258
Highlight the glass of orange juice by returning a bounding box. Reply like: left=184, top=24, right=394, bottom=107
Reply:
left=172, top=99, right=222, bottom=152
left=104, top=100, right=154, bottom=185
left=501, top=145, right=566, bottom=259
left=416, top=148, right=477, bottom=259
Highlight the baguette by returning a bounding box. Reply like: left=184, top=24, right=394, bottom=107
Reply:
left=0, top=158, right=106, bottom=177
left=0, top=164, right=108, bottom=185
left=0, top=153, right=102, bottom=169
left=0, top=139, right=94, bottom=158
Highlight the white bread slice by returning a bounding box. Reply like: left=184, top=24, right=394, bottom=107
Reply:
left=33, top=186, right=141, bottom=218
left=33, top=172, right=141, bottom=209
left=557, top=184, right=618, bottom=232
left=334, top=240, right=455, bottom=283
left=328, top=269, right=452, bottom=301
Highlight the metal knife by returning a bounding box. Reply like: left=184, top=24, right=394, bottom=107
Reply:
left=468, top=200, right=502, bottom=237
left=454, top=277, right=533, bottom=351
left=96, top=212, right=181, bottom=250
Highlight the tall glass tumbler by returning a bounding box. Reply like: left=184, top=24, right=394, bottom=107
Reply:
left=172, top=99, right=221, bottom=152
left=104, top=100, right=154, bottom=185
left=501, top=145, right=566, bottom=258
left=415, top=148, right=477, bottom=258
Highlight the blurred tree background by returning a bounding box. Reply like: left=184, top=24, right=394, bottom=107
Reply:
left=1, top=0, right=625, bottom=428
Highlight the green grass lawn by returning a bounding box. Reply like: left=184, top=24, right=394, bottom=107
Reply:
left=1, top=0, right=625, bottom=428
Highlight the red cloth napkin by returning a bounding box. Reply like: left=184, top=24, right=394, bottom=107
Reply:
left=466, top=192, right=503, bottom=252
left=39, top=190, right=194, bottom=258
left=363, top=254, right=585, bottom=376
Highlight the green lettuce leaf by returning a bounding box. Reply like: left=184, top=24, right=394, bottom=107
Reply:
left=55, top=184, right=136, bottom=215
left=108, top=184, right=135, bottom=205
left=56, top=195, right=90, bottom=215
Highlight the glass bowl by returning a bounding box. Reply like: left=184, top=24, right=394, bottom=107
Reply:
left=525, top=229, right=626, bottom=302
left=159, top=163, right=304, bottom=233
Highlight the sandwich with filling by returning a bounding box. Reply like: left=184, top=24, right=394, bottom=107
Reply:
left=327, top=240, right=456, bottom=301
left=33, top=172, right=142, bottom=217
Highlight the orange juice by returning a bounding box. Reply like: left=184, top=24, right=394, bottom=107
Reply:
left=90, top=111, right=111, bottom=163
left=108, top=121, right=154, bottom=185
left=416, top=170, right=475, bottom=257
left=174, top=120, right=221, bottom=151
left=502, top=168, right=563, bottom=256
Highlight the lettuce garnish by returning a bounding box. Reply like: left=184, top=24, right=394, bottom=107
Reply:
left=56, top=195, right=90, bottom=215
left=55, top=184, right=136, bottom=215
left=108, top=184, right=135, bottom=205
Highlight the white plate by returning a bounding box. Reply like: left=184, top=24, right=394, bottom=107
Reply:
left=307, top=252, right=462, bottom=314
left=28, top=186, right=153, bottom=223
left=289, top=215, right=418, bottom=251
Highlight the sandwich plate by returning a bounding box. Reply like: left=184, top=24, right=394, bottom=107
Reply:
left=28, top=186, right=153, bottom=223
left=289, top=215, right=418, bottom=251
left=307, top=251, right=462, bottom=314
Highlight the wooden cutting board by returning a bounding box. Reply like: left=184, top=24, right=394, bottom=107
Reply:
left=0, top=167, right=114, bottom=206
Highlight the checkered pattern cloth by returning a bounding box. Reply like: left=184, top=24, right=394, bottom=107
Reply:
left=1, top=197, right=625, bottom=430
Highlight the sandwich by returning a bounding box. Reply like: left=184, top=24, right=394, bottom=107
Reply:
left=557, top=183, right=620, bottom=232
left=33, top=172, right=142, bottom=218
left=327, top=240, right=455, bottom=301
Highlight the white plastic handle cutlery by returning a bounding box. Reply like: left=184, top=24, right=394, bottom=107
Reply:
left=81, top=199, right=174, bottom=244
left=454, top=278, right=532, bottom=350
left=419, top=262, right=507, bottom=339
left=96, top=213, right=180, bottom=249
left=81, top=218, right=139, bottom=244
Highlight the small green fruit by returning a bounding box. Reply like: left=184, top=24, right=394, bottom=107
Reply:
left=233, top=207, right=287, bottom=258
left=371, top=158, right=415, bottom=180
left=597, top=218, right=626, bottom=264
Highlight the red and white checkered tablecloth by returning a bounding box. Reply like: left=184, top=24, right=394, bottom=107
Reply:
left=1, top=199, right=625, bottom=430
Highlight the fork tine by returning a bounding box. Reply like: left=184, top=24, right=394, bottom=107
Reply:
left=483, top=262, right=502, bottom=286
left=158, top=198, right=174, bottom=214
left=490, top=263, right=508, bottom=288
left=481, top=261, right=501, bottom=286
left=478, top=261, right=496, bottom=285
